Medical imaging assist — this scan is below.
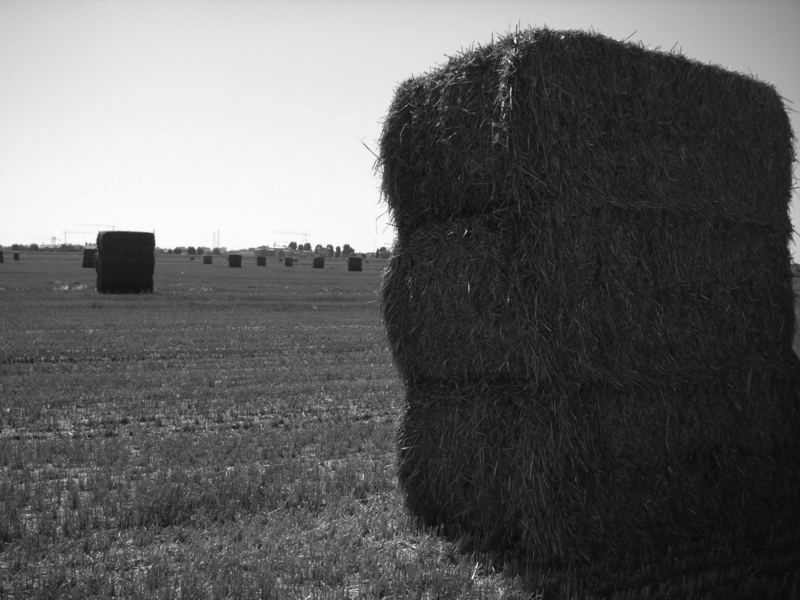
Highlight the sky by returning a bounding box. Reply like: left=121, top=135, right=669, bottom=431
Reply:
left=1, top=0, right=798, bottom=259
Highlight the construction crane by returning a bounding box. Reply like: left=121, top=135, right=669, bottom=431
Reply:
left=77, top=223, right=115, bottom=231
left=273, top=231, right=308, bottom=246
left=63, top=231, right=94, bottom=246
left=26, top=237, right=55, bottom=247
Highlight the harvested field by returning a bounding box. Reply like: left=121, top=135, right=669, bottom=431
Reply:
left=0, top=251, right=798, bottom=598
left=0, top=251, right=543, bottom=599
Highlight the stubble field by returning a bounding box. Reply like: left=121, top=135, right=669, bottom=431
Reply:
left=0, top=251, right=531, bottom=599
left=1, top=252, right=799, bottom=599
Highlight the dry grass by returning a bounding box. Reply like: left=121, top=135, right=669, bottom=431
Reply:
left=379, top=27, right=800, bottom=597
left=0, top=252, right=540, bottom=599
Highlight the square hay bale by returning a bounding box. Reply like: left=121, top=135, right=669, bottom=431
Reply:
left=256, top=255, right=267, bottom=266
left=228, top=254, right=242, bottom=268
left=203, top=255, right=213, bottom=265
left=379, top=27, right=800, bottom=592
left=312, top=256, right=325, bottom=269
left=0, top=250, right=4, bottom=263
left=347, top=256, right=363, bottom=272
left=284, top=257, right=294, bottom=267
left=95, top=231, right=155, bottom=293
left=82, top=248, right=96, bottom=268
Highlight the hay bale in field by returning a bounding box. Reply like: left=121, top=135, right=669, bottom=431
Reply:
left=284, top=257, right=294, bottom=267
left=379, top=27, right=800, bottom=593
left=81, top=249, right=95, bottom=268
left=203, top=255, right=212, bottom=265
left=13, top=252, right=20, bottom=261
left=256, top=256, right=267, bottom=266
left=228, top=254, right=242, bottom=268
left=347, top=256, right=363, bottom=272
left=95, top=231, right=155, bottom=293
left=0, top=250, right=4, bottom=263
left=312, top=256, right=325, bottom=269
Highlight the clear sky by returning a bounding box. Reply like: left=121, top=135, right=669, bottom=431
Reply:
left=1, top=0, right=798, bottom=258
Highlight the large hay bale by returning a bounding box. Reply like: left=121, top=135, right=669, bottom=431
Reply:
left=312, top=256, right=325, bottom=269
left=13, top=252, right=20, bottom=261
left=284, top=257, right=294, bottom=267
left=95, top=231, right=155, bottom=293
left=228, top=254, right=242, bottom=268
left=82, top=248, right=95, bottom=268
left=380, top=27, right=800, bottom=593
left=256, top=256, right=267, bottom=267
left=347, top=256, right=363, bottom=272
left=0, top=250, right=4, bottom=263
left=203, top=255, right=212, bottom=265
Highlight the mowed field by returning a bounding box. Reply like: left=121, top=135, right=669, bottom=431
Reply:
left=1, top=252, right=799, bottom=599
left=0, top=252, right=531, bottom=600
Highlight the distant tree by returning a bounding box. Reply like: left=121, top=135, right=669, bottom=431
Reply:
left=187, top=246, right=197, bottom=255
left=303, top=242, right=312, bottom=252
left=342, top=244, right=353, bottom=257
left=174, top=247, right=183, bottom=255
left=29, top=243, right=39, bottom=251
left=326, top=244, right=334, bottom=257
left=196, top=247, right=204, bottom=255
left=377, top=246, right=390, bottom=259
left=11, top=243, right=21, bottom=251
left=335, top=246, right=341, bottom=258
left=289, top=241, right=297, bottom=251
left=314, top=244, right=324, bottom=255
left=212, top=247, right=221, bottom=255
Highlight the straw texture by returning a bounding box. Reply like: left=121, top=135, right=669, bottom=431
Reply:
left=380, top=27, right=800, bottom=594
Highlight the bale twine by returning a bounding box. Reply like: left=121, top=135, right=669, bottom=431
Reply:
left=347, top=256, right=363, bottom=272
left=95, top=231, right=155, bottom=293
left=228, top=254, right=242, bottom=268
left=284, top=257, right=294, bottom=267
left=256, top=256, right=267, bottom=266
left=379, top=27, right=800, bottom=594
left=312, top=256, right=325, bottom=269
left=203, top=255, right=212, bottom=265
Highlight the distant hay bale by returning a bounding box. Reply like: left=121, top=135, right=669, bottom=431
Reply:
left=312, top=256, right=325, bottom=269
left=228, top=254, right=242, bottom=268
left=347, top=256, right=363, bottom=272
left=379, top=27, right=800, bottom=593
left=203, top=255, right=212, bottom=265
left=256, top=256, right=267, bottom=266
left=284, top=257, right=294, bottom=267
left=13, top=252, right=20, bottom=261
left=0, top=250, right=4, bottom=263
left=82, top=249, right=95, bottom=268
left=95, top=231, right=155, bottom=293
